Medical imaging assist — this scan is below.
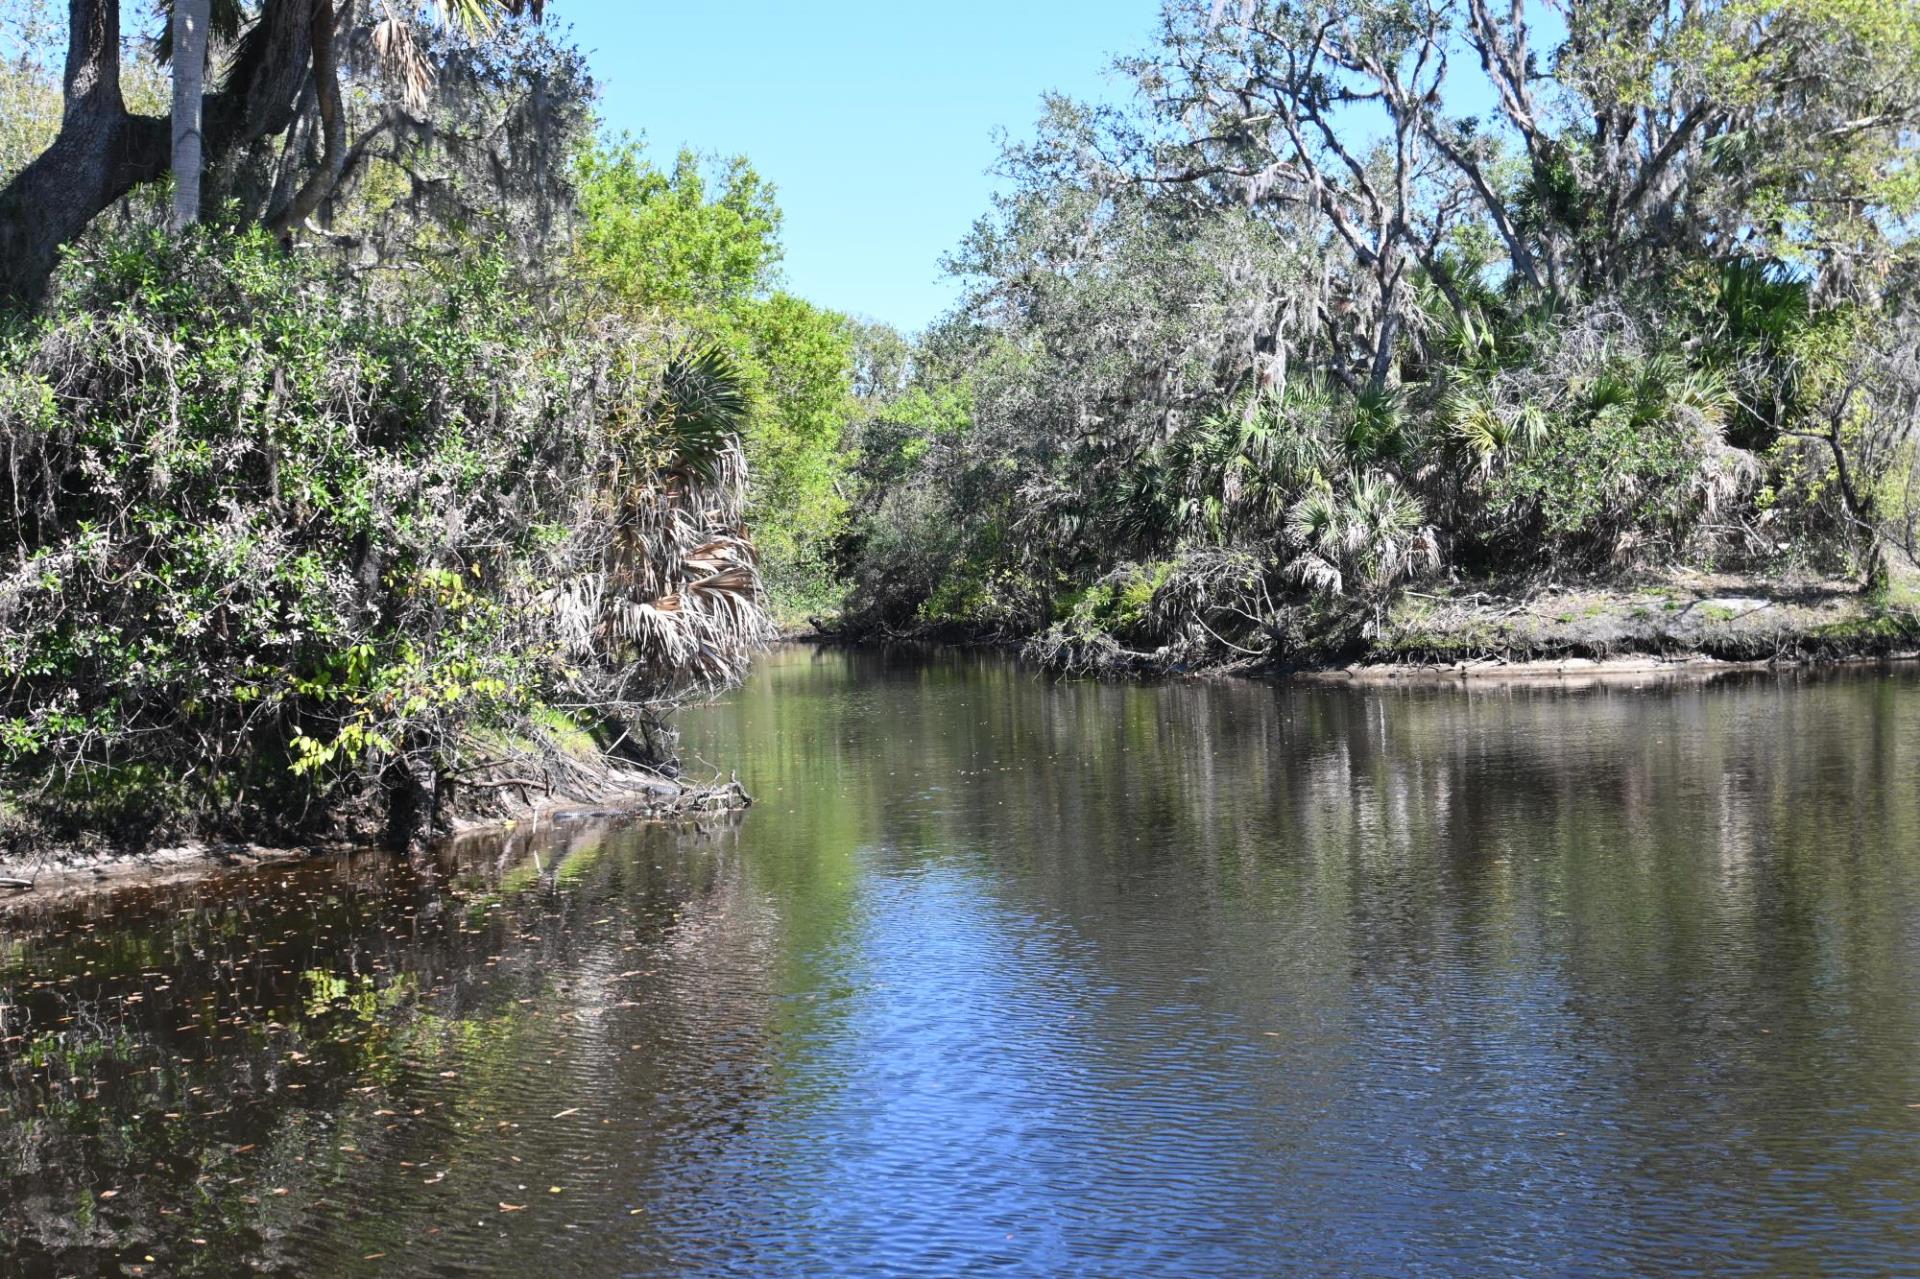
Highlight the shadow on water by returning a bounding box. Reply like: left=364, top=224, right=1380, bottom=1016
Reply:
left=4, top=645, right=1920, bottom=1276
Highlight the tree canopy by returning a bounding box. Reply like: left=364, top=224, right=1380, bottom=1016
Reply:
left=0, top=0, right=561, bottom=310
left=831, top=0, right=1920, bottom=666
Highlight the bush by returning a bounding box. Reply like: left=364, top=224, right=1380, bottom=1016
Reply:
left=1452, top=316, right=1756, bottom=572
left=0, top=227, right=767, bottom=849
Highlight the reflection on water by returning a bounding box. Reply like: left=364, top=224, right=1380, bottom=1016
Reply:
left=5, top=647, right=1920, bottom=1277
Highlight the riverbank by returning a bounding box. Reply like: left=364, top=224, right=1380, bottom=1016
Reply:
left=1320, top=571, right=1920, bottom=680
left=819, top=570, right=1920, bottom=681
left=0, top=767, right=751, bottom=906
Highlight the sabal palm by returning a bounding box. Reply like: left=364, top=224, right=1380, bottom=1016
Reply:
left=549, top=343, right=772, bottom=693
left=1287, top=470, right=1438, bottom=633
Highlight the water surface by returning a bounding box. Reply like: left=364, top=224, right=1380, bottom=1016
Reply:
left=5, top=647, right=1920, bottom=1276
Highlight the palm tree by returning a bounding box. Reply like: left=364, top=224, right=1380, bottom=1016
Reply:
left=1287, top=470, right=1439, bottom=635
left=168, top=0, right=211, bottom=230
left=545, top=344, right=773, bottom=694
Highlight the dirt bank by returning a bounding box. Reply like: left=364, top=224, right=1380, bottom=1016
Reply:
left=0, top=768, right=750, bottom=908
left=1323, top=572, right=1920, bottom=681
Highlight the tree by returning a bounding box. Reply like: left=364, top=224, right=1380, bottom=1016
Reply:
left=1, top=0, right=88, bottom=182
left=0, top=225, right=771, bottom=852
left=1777, top=304, right=1920, bottom=593
left=575, top=140, right=783, bottom=310
left=1134, top=0, right=1920, bottom=383
left=574, top=140, right=859, bottom=609
left=728, top=292, right=856, bottom=580
left=0, top=0, right=550, bottom=312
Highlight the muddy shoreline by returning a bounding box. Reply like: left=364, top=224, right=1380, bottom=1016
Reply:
left=1290, top=650, right=1920, bottom=685
left=0, top=772, right=747, bottom=908
left=814, top=571, right=1920, bottom=682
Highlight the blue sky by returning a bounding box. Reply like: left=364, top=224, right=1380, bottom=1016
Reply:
left=560, top=1, right=1164, bottom=334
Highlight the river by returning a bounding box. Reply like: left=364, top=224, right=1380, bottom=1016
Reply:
left=4, top=646, right=1920, bottom=1276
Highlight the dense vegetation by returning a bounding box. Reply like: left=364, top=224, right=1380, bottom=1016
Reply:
left=0, top=0, right=855, bottom=855
left=574, top=142, right=858, bottom=612
left=832, top=0, right=1920, bottom=671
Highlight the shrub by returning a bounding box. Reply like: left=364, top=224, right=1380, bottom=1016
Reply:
left=0, top=227, right=767, bottom=849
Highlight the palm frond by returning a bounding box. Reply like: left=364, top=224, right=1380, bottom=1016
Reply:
left=152, top=0, right=248, bottom=64
left=655, top=344, right=753, bottom=485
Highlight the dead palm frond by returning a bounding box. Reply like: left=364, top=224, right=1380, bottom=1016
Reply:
left=365, top=0, right=548, bottom=110
left=541, top=341, right=771, bottom=695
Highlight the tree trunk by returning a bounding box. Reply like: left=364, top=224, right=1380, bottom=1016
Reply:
left=1807, top=406, right=1889, bottom=597
left=268, top=0, right=345, bottom=237
left=170, top=0, right=213, bottom=231
left=387, top=747, right=442, bottom=862
left=1863, top=539, right=1890, bottom=597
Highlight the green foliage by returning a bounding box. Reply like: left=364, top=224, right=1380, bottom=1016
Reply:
left=724, top=291, right=855, bottom=594
left=573, top=140, right=858, bottom=623
left=575, top=140, right=783, bottom=310
left=1486, top=396, right=1701, bottom=563
left=1056, top=561, right=1175, bottom=637
left=0, top=226, right=767, bottom=845
left=655, top=344, right=755, bottom=483
left=1471, top=348, right=1738, bottom=566
left=1287, top=471, right=1438, bottom=633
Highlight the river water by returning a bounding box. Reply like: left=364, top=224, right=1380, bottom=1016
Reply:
left=4, top=646, right=1920, bottom=1277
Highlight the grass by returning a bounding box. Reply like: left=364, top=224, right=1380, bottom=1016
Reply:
left=1808, top=611, right=1920, bottom=644
left=530, top=707, right=599, bottom=759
